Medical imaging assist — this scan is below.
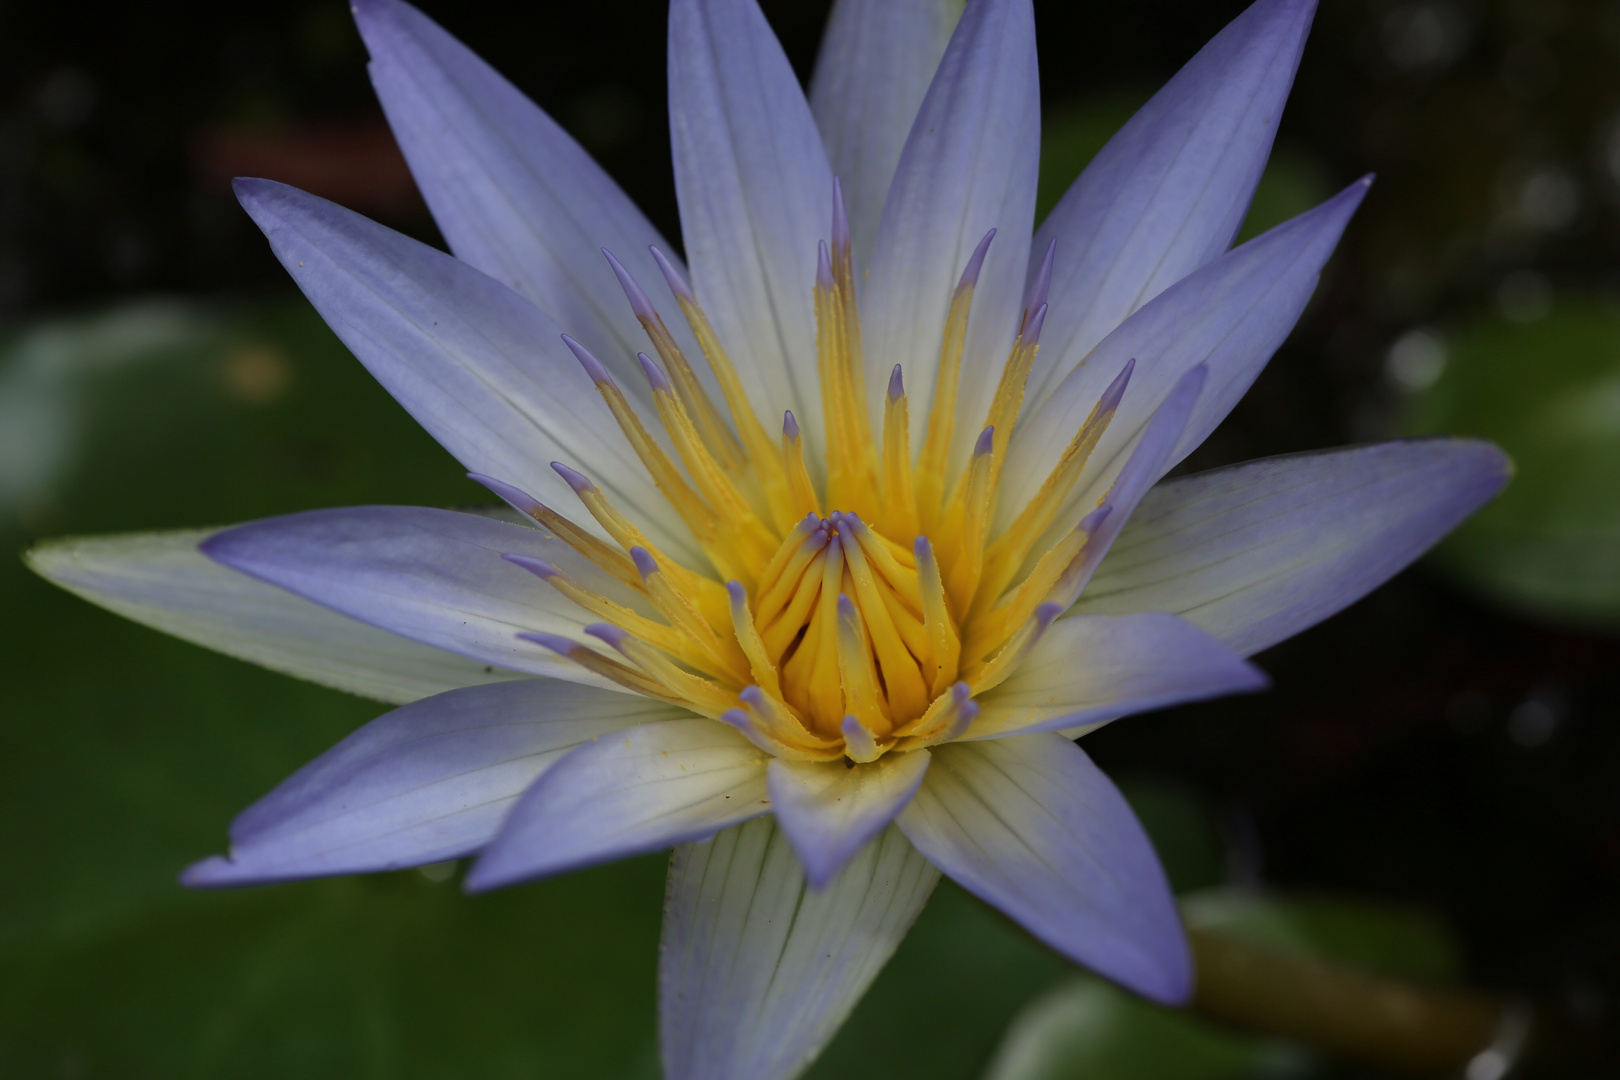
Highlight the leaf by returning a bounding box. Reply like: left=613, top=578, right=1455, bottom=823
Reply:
left=1395, top=299, right=1620, bottom=625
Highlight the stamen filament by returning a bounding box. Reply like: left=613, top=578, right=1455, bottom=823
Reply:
left=603, top=248, right=744, bottom=471
left=880, top=365, right=921, bottom=541
left=781, top=411, right=822, bottom=520
left=963, top=602, right=1062, bottom=694
left=727, top=581, right=783, bottom=700
left=978, top=358, right=1133, bottom=610
left=651, top=247, right=797, bottom=532
left=587, top=624, right=738, bottom=716
left=914, top=536, right=962, bottom=698
left=916, top=229, right=994, bottom=532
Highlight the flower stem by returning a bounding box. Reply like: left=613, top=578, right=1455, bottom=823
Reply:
left=1187, top=926, right=1512, bottom=1073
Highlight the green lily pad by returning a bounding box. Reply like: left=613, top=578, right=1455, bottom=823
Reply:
left=1395, top=300, right=1620, bottom=626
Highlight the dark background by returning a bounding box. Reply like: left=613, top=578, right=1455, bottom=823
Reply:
left=2, top=0, right=1618, bottom=1075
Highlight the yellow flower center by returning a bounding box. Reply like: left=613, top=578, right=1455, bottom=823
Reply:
left=525, top=196, right=1127, bottom=763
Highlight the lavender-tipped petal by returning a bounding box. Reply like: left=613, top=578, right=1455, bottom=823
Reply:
left=888, top=364, right=905, bottom=402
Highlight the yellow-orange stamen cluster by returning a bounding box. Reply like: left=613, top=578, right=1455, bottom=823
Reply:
left=515, top=196, right=1130, bottom=763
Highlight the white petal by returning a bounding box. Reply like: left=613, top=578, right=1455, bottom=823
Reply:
left=236, top=178, right=700, bottom=563
left=768, top=751, right=931, bottom=887
left=464, top=718, right=769, bottom=890
left=1026, top=0, right=1318, bottom=412
left=898, top=735, right=1191, bottom=1004
left=668, top=0, right=834, bottom=465
left=356, top=0, right=710, bottom=402
left=967, top=613, right=1266, bottom=740
left=808, top=0, right=964, bottom=265
left=24, top=527, right=520, bottom=704
left=862, top=0, right=1040, bottom=474
left=1074, top=439, right=1513, bottom=656
left=660, top=816, right=938, bottom=1080
left=183, top=680, right=682, bottom=886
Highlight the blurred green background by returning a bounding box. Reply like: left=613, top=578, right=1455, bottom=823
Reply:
left=3, top=0, right=1620, bottom=1076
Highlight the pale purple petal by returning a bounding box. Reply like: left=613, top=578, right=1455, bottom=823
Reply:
left=862, top=0, right=1040, bottom=476
left=897, top=735, right=1191, bottom=1004
left=1026, top=0, right=1318, bottom=412
left=967, top=613, right=1266, bottom=740
left=1075, top=439, right=1512, bottom=656
left=661, top=817, right=938, bottom=1080
left=354, top=0, right=710, bottom=401
left=182, top=680, right=681, bottom=887
left=200, top=505, right=653, bottom=687
left=767, top=750, right=930, bottom=887
left=808, top=0, right=963, bottom=266
left=464, top=719, right=769, bottom=890
left=25, top=527, right=524, bottom=705
left=668, top=0, right=834, bottom=467
left=1000, top=179, right=1369, bottom=541
left=235, top=179, right=701, bottom=563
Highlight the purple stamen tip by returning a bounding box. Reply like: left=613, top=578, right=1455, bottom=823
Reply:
left=719, top=708, right=752, bottom=730
left=551, top=461, right=597, bottom=494
left=648, top=246, right=695, bottom=302
left=1022, top=303, right=1048, bottom=347
left=630, top=546, right=659, bottom=579
left=584, top=623, right=629, bottom=649
left=831, top=176, right=850, bottom=250
left=950, top=681, right=972, bottom=705
left=888, top=364, right=904, bottom=402
left=1033, top=602, right=1063, bottom=628
left=974, top=425, right=996, bottom=457
left=958, top=698, right=981, bottom=723
left=517, top=631, right=578, bottom=656
left=739, top=685, right=766, bottom=707
left=502, top=553, right=559, bottom=580
left=1023, top=238, right=1055, bottom=323
left=560, top=333, right=613, bottom=385
left=836, top=593, right=856, bottom=619
left=816, top=240, right=835, bottom=290
left=798, top=512, right=821, bottom=532
left=783, top=410, right=800, bottom=440
left=1098, top=358, right=1135, bottom=414
left=637, top=352, right=672, bottom=393
left=467, top=472, right=540, bottom=514
left=726, top=580, right=748, bottom=604
left=956, top=228, right=996, bottom=292
left=913, top=535, right=933, bottom=560
left=603, top=249, right=657, bottom=321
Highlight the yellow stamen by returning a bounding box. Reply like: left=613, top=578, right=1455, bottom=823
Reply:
left=978, top=359, right=1131, bottom=610
left=915, top=230, right=994, bottom=531
left=913, top=536, right=962, bottom=698
left=880, top=365, right=921, bottom=541
left=727, top=581, right=782, bottom=700
left=640, top=353, right=777, bottom=576
left=781, top=412, right=822, bottom=520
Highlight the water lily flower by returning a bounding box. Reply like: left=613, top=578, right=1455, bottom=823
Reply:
left=28, top=0, right=1508, bottom=1075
